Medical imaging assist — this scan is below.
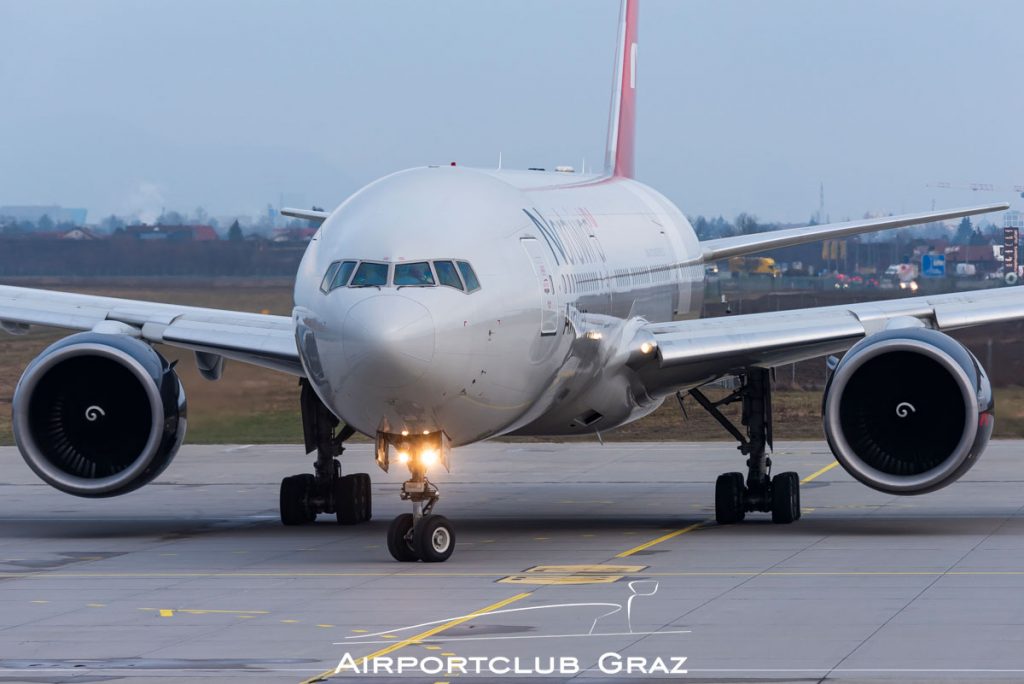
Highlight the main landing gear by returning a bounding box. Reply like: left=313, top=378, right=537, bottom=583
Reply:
left=279, top=380, right=373, bottom=526
left=683, top=368, right=801, bottom=525
left=386, top=438, right=455, bottom=563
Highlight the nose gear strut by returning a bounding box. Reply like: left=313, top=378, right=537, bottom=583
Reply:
left=385, top=435, right=455, bottom=562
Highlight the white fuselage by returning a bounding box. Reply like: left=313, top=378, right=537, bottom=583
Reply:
left=293, top=165, right=704, bottom=445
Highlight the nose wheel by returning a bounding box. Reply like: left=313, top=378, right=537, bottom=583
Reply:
left=387, top=511, right=455, bottom=563
left=387, top=460, right=455, bottom=562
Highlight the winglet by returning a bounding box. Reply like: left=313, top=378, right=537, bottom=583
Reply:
left=604, top=0, right=638, bottom=178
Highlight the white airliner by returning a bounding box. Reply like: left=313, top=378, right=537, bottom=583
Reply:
left=0, top=0, right=1015, bottom=562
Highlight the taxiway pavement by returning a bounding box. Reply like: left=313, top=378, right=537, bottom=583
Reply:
left=2, top=441, right=1024, bottom=682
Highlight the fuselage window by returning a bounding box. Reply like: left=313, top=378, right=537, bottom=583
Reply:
left=320, top=261, right=341, bottom=294
left=433, top=260, right=465, bottom=290
left=332, top=260, right=357, bottom=290
left=394, top=261, right=436, bottom=286
left=351, top=261, right=389, bottom=287
left=456, top=261, right=481, bottom=292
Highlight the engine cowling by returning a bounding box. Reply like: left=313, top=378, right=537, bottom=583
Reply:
left=12, top=332, right=187, bottom=497
left=823, top=327, right=992, bottom=495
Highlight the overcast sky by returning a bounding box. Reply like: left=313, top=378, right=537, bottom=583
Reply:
left=1, top=0, right=1021, bottom=224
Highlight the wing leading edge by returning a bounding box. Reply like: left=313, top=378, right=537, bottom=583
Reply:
left=699, top=203, right=1009, bottom=262
left=634, top=286, right=1024, bottom=397
left=0, top=285, right=302, bottom=376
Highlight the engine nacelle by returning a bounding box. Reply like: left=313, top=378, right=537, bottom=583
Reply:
left=12, top=333, right=187, bottom=497
left=823, top=327, right=992, bottom=495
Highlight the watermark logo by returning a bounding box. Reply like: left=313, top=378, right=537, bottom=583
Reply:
left=333, top=580, right=689, bottom=677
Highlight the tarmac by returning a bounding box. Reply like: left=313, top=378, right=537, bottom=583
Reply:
left=2, top=440, right=1024, bottom=683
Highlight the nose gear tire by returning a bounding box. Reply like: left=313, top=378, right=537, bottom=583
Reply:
left=387, top=513, right=419, bottom=562
left=413, top=514, right=455, bottom=563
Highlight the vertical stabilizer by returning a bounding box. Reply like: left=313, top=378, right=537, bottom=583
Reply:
left=604, top=0, right=638, bottom=178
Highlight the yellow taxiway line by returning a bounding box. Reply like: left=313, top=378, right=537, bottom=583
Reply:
left=801, top=460, right=839, bottom=484
left=614, top=459, right=840, bottom=558
left=300, top=592, right=532, bottom=684
left=615, top=521, right=706, bottom=558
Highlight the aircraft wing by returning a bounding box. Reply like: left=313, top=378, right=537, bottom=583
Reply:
left=0, top=285, right=302, bottom=376
left=633, top=286, right=1024, bottom=396
left=699, top=203, right=1009, bottom=262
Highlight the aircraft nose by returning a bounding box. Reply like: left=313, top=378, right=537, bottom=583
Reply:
left=342, top=295, right=436, bottom=389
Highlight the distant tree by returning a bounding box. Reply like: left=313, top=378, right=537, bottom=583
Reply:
left=691, top=215, right=711, bottom=239
left=954, top=217, right=974, bottom=245
left=735, top=212, right=761, bottom=235
left=193, top=206, right=208, bottom=224
left=36, top=214, right=54, bottom=232
left=158, top=210, right=186, bottom=226
left=228, top=220, right=243, bottom=241
left=101, top=214, right=126, bottom=232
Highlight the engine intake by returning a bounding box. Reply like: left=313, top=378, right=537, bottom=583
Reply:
left=823, top=328, right=992, bottom=495
left=12, top=333, right=187, bottom=497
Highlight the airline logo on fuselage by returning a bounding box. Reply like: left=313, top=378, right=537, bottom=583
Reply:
left=523, top=208, right=607, bottom=266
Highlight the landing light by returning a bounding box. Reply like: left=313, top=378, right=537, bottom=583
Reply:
left=401, top=430, right=409, bottom=437
left=420, top=449, right=440, bottom=467
left=397, top=451, right=411, bottom=465
left=585, top=330, right=603, bottom=341
left=640, top=341, right=656, bottom=355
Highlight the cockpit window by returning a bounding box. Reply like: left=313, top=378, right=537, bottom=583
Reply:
left=322, top=258, right=478, bottom=293
left=320, top=262, right=341, bottom=293
left=433, top=260, right=464, bottom=290
left=394, top=261, right=436, bottom=286
left=332, top=260, right=357, bottom=289
left=351, top=261, right=389, bottom=287
left=456, top=261, right=481, bottom=292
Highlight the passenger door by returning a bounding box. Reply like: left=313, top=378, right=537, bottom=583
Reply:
left=520, top=237, right=560, bottom=336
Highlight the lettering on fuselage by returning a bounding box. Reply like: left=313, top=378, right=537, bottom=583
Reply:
left=523, top=208, right=607, bottom=266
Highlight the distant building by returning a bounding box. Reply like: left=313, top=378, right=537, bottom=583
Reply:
left=1005, top=210, right=1023, bottom=230
left=60, top=227, right=102, bottom=240
left=0, top=205, right=88, bottom=226
left=119, top=224, right=219, bottom=242
left=944, top=244, right=1001, bottom=272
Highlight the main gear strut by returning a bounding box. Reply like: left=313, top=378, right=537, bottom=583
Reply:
left=682, top=368, right=800, bottom=524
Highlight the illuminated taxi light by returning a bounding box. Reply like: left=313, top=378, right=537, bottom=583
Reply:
left=584, top=330, right=603, bottom=341
left=422, top=430, right=430, bottom=435
left=420, top=449, right=440, bottom=467
left=639, top=341, right=656, bottom=355
left=401, top=430, right=409, bottom=437
left=397, top=451, right=411, bottom=465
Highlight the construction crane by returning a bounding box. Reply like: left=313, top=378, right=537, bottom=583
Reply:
left=928, top=181, right=1024, bottom=198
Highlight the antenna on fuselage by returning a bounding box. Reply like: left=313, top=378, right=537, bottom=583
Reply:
left=497, top=152, right=503, bottom=170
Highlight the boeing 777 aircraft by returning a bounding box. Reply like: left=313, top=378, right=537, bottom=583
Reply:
left=0, top=0, right=1016, bottom=562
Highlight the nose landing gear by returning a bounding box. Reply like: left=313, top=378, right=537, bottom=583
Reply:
left=385, top=439, right=455, bottom=562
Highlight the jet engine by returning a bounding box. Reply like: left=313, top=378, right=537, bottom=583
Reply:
left=823, top=327, right=992, bottom=495
left=12, top=332, right=187, bottom=497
